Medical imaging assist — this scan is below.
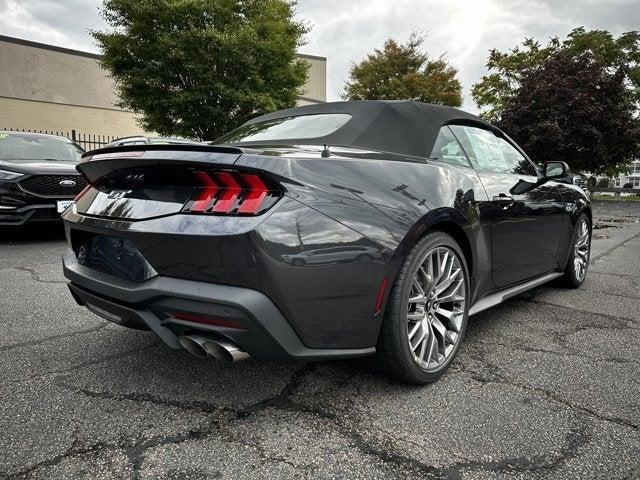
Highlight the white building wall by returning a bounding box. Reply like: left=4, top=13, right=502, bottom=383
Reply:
left=612, top=160, right=640, bottom=189
left=0, top=35, right=326, bottom=138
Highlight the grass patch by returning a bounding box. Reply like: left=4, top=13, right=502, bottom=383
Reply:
left=592, top=194, right=640, bottom=202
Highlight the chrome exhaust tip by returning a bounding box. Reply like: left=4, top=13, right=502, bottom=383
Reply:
left=203, top=339, right=250, bottom=363
left=178, top=335, right=249, bottom=363
left=178, top=334, right=210, bottom=358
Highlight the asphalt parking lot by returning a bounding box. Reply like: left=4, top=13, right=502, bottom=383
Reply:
left=1, top=201, right=638, bottom=479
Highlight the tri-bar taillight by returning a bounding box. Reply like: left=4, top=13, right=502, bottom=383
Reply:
left=184, top=170, right=281, bottom=216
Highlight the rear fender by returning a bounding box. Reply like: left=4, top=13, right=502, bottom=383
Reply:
left=395, top=208, right=484, bottom=294
left=558, top=197, right=592, bottom=269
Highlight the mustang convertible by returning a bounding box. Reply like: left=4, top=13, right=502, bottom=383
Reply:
left=62, top=101, right=591, bottom=384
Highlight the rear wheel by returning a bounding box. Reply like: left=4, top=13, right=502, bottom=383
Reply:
left=375, top=231, right=470, bottom=384
left=561, top=214, right=591, bottom=288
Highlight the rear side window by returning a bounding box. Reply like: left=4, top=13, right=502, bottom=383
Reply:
left=450, top=125, right=537, bottom=176
left=430, top=126, right=470, bottom=167
left=217, top=114, right=352, bottom=144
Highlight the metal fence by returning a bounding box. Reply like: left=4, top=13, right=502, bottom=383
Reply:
left=1, top=127, right=117, bottom=152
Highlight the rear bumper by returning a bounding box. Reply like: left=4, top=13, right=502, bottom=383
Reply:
left=62, top=249, right=376, bottom=361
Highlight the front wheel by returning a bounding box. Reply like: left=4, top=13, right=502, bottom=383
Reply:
left=375, top=231, right=470, bottom=384
left=560, top=214, right=591, bottom=288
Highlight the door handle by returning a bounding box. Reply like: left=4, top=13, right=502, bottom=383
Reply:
left=493, top=193, right=515, bottom=209
left=493, top=193, right=514, bottom=203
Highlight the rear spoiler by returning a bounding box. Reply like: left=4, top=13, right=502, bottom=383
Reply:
left=81, top=143, right=244, bottom=159
left=78, top=144, right=246, bottom=184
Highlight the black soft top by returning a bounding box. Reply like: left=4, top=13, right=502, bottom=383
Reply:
left=231, top=100, right=495, bottom=158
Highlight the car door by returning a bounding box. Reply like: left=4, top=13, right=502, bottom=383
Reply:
left=449, top=125, right=566, bottom=288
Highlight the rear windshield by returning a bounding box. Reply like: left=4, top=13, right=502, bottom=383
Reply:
left=0, top=132, right=83, bottom=162
left=216, top=114, right=352, bottom=144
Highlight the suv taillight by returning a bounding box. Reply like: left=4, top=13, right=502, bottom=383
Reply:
left=184, top=170, right=281, bottom=216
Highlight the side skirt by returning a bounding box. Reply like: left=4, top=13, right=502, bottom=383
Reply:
left=469, top=272, right=563, bottom=316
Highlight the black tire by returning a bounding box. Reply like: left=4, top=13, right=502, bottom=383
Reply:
left=374, top=231, right=470, bottom=384
left=560, top=213, right=591, bottom=289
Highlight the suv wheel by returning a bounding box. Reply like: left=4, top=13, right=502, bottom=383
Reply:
left=375, top=231, right=470, bottom=384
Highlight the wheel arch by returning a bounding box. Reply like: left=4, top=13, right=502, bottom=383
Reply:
left=573, top=195, right=592, bottom=228
left=428, top=221, right=474, bottom=278
left=582, top=205, right=593, bottom=227
left=395, top=208, right=477, bottom=280
left=559, top=201, right=592, bottom=271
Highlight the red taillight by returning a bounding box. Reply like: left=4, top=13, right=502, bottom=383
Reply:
left=74, top=184, right=92, bottom=202
left=190, top=171, right=218, bottom=212
left=211, top=172, right=242, bottom=214
left=186, top=170, right=279, bottom=216
left=237, top=174, right=269, bottom=214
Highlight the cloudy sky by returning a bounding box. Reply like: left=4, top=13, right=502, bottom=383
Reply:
left=1, top=0, right=638, bottom=112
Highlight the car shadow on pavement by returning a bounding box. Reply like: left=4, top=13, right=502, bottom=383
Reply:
left=56, top=286, right=548, bottom=405
left=0, top=223, right=66, bottom=244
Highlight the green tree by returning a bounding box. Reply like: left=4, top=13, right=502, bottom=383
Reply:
left=497, top=52, right=640, bottom=175
left=343, top=34, right=462, bottom=106
left=93, top=0, right=310, bottom=140
left=472, top=27, right=640, bottom=121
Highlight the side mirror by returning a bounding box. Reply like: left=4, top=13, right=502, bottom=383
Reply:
left=544, top=161, right=569, bottom=179
left=509, top=161, right=571, bottom=195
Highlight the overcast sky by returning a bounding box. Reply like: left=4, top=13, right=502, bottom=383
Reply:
left=1, top=0, right=638, bottom=112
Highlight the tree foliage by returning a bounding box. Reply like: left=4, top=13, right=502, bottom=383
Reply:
left=343, top=34, right=462, bottom=107
left=472, top=27, right=640, bottom=121
left=497, top=52, right=640, bottom=175
left=93, top=0, right=310, bottom=140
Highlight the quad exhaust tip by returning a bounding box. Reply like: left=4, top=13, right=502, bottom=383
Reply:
left=178, top=335, right=250, bottom=363
left=178, top=334, right=210, bottom=358
left=203, top=339, right=251, bottom=363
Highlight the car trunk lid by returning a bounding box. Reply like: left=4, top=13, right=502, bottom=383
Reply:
left=74, top=145, right=280, bottom=221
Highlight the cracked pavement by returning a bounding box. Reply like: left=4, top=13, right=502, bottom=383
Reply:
left=1, top=200, right=639, bottom=479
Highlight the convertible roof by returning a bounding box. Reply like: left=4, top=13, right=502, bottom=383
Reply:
left=235, top=100, right=495, bottom=158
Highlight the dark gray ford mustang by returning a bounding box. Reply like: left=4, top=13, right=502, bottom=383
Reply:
left=62, top=101, right=591, bottom=384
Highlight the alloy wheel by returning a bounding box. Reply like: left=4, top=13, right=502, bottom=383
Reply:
left=574, top=219, right=590, bottom=282
left=406, top=247, right=466, bottom=371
